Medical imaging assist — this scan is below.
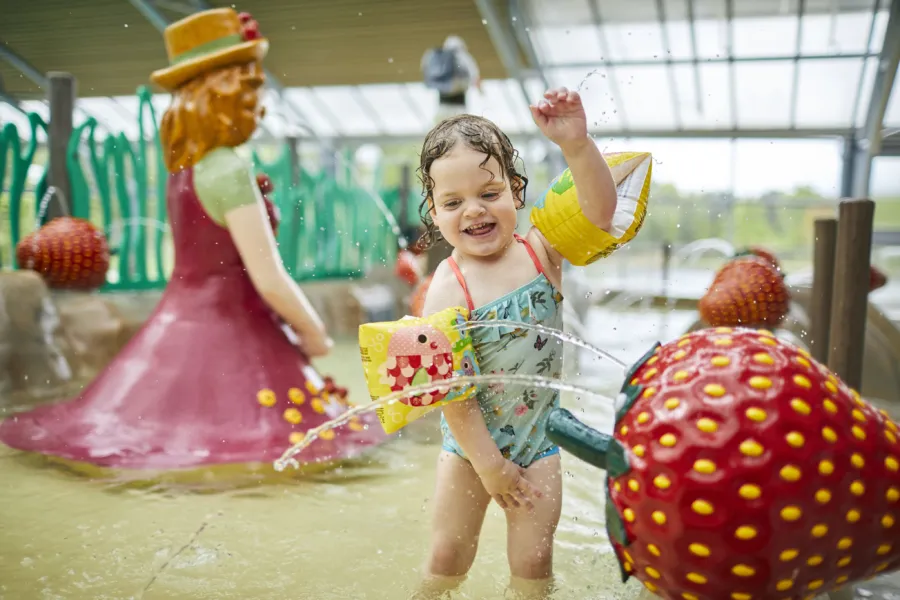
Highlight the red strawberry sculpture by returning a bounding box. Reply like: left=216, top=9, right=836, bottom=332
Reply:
left=737, top=246, right=781, bottom=273
left=870, top=266, right=887, bottom=292
left=15, top=217, right=110, bottom=291
left=698, top=256, right=789, bottom=328
left=547, top=327, right=900, bottom=600
left=395, top=249, right=421, bottom=286
left=256, top=173, right=281, bottom=236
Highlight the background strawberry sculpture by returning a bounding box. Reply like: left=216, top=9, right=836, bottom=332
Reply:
left=547, top=326, right=900, bottom=600
left=698, top=246, right=888, bottom=329
left=15, top=216, right=111, bottom=291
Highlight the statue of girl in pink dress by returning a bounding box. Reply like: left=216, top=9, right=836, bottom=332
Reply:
left=0, top=8, right=385, bottom=470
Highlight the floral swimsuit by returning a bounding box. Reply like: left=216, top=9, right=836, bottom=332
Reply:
left=440, top=234, right=564, bottom=468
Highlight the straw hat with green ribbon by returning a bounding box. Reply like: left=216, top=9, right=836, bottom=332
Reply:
left=150, top=8, right=268, bottom=91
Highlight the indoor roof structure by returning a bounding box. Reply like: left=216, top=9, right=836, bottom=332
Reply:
left=1, top=0, right=898, bottom=193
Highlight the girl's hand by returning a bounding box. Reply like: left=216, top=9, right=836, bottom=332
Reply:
left=477, top=458, right=543, bottom=511
left=529, top=87, right=589, bottom=152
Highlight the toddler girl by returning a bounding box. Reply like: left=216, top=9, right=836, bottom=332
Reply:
left=415, top=87, right=621, bottom=597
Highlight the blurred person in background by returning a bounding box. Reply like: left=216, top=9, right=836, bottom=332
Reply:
left=421, top=35, right=482, bottom=123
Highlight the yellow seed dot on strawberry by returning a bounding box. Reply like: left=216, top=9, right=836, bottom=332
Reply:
left=837, top=537, right=853, bottom=549
left=694, top=459, right=716, bottom=474
left=745, top=407, right=766, bottom=422
left=806, top=555, right=822, bottom=567
left=653, top=474, right=671, bottom=489
left=740, top=439, right=764, bottom=457
left=852, top=425, right=867, bottom=440
left=636, top=412, right=650, bottom=424
left=851, top=453, right=865, bottom=468
left=886, top=430, right=897, bottom=444
left=823, top=399, right=838, bottom=413
left=664, top=398, right=680, bottom=410
left=686, top=573, right=707, bottom=584
left=780, top=465, right=801, bottom=481
left=791, top=399, right=811, bottom=415
left=888, top=488, right=900, bottom=502
left=647, top=544, right=660, bottom=557
left=786, top=432, right=805, bottom=447
left=651, top=511, right=667, bottom=525
left=738, top=484, right=761, bottom=500
left=753, top=352, right=775, bottom=365
left=642, top=367, right=658, bottom=380
left=711, top=356, right=730, bottom=367
left=808, top=579, right=824, bottom=590
left=614, top=481, right=622, bottom=492
left=883, top=514, right=895, bottom=528
left=735, top=526, right=757, bottom=540
left=691, top=500, right=714, bottom=515
left=811, top=524, right=828, bottom=537
left=697, top=418, right=718, bottom=433
left=819, top=460, right=834, bottom=475
left=852, top=408, right=867, bottom=422
left=689, top=543, right=710, bottom=557
left=628, top=479, right=639, bottom=492
left=704, top=383, right=726, bottom=397
left=683, top=594, right=699, bottom=600
left=837, top=556, right=852, bottom=567
left=877, top=563, right=890, bottom=572
left=731, top=594, right=751, bottom=600
left=714, top=337, right=733, bottom=346
left=776, top=580, right=794, bottom=591
left=645, top=566, right=661, bottom=579
left=620, top=425, right=629, bottom=436
left=793, top=374, right=812, bottom=388
left=673, top=349, right=687, bottom=359
left=678, top=338, right=691, bottom=347
left=850, top=481, right=865, bottom=496
left=673, top=370, right=689, bottom=382
left=759, top=336, right=777, bottom=346
left=781, top=506, right=802, bottom=521
left=749, top=375, right=771, bottom=389
left=660, top=433, right=677, bottom=447
left=623, top=508, right=635, bottom=522
left=642, top=387, right=657, bottom=398
left=886, top=456, right=899, bottom=472
left=836, top=576, right=849, bottom=584
left=643, top=581, right=657, bottom=592
left=824, top=380, right=838, bottom=394
left=732, top=565, right=755, bottom=577
left=816, top=489, right=832, bottom=504
left=877, top=544, right=892, bottom=555
left=822, top=427, right=838, bottom=443
left=780, top=549, right=799, bottom=561
left=846, top=509, right=861, bottom=523
left=646, top=355, right=659, bottom=366
left=632, top=445, right=645, bottom=457
left=288, top=432, right=305, bottom=444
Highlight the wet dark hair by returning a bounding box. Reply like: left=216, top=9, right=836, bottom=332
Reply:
left=415, top=114, right=528, bottom=250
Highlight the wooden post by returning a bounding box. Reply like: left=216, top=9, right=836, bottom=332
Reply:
left=827, top=199, right=875, bottom=391
left=809, top=218, right=838, bottom=363
left=398, top=163, right=411, bottom=248
left=47, top=72, right=75, bottom=221
left=661, top=240, right=671, bottom=297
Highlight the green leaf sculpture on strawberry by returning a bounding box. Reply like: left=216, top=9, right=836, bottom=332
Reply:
left=547, top=327, right=900, bottom=600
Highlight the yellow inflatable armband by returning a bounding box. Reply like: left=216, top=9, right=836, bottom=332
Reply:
left=359, top=306, right=480, bottom=434
left=530, top=151, right=652, bottom=266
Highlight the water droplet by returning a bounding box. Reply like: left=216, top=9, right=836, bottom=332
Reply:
left=482, top=18, right=488, bottom=24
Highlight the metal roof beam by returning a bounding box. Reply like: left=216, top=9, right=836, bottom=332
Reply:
left=507, top=0, right=550, bottom=90
left=474, top=0, right=532, bottom=106
left=541, top=52, right=872, bottom=70
left=852, top=0, right=900, bottom=196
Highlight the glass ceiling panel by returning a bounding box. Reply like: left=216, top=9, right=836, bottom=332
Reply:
left=734, top=61, right=794, bottom=128
left=671, top=63, right=732, bottom=129
left=526, top=0, right=592, bottom=28
left=732, top=15, right=799, bottom=58
left=794, top=57, right=864, bottom=128
left=692, top=18, right=730, bottom=60
left=885, top=65, right=900, bottom=127
left=356, top=85, right=424, bottom=135
left=466, top=79, right=524, bottom=134
left=801, top=12, right=877, bottom=55
left=402, top=83, right=439, bottom=128
left=311, top=86, right=382, bottom=137
left=547, top=67, right=623, bottom=131
left=603, top=0, right=668, bottom=61
left=77, top=97, right=139, bottom=139
left=661, top=0, right=698, bottom=62
left=282, top=88, right=340, bottom=138
left=854, top=56, right=880, bottom=129
left=613, top=64, right=676, bottom=129
left=530, top=26, right=605, bottom=66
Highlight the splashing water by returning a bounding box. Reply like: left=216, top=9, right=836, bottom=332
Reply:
left=273, top=373, right=616, bottom=472
left=34, top=186, right=69, bottom=228
left=458, top=319, right=628, bottom=369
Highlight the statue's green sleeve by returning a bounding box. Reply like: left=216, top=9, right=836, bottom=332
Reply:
left=193, top=147, right=258, bottom=225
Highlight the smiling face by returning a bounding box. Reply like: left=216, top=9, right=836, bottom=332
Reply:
left=429, top=143, right=522, bottom=260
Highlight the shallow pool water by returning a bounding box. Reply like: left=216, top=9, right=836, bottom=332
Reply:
left=1, top=306, right=897, bottom=599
